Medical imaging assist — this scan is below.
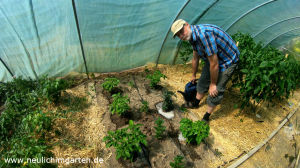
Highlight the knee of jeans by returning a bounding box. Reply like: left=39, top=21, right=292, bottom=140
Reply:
left=207, top=94, right=224, bottom=106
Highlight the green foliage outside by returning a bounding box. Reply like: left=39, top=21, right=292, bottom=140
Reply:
left=154, top=117, right=166, bottom=139
left=162, top=90, right=175, bottom=112
left=179, top=118, right=209, bottom=145
left=231, top=33, right=300, bottom=108
left=179, top=41, right=193, bottom=66
left=103, top=120, right=147, bottom=162
left=170, top=155, right=185, bottom=168
left=146, top=70, right=166, bottom=89
left=109, top=93, right=130, bottom=116
left=101, top=77, right=120, bottom=93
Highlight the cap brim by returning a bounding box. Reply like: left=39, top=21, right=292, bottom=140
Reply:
left=172, top=25, right=184, bottom=39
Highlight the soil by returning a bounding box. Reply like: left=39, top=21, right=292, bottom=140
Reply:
left=43, top=64, right=300, bottom=168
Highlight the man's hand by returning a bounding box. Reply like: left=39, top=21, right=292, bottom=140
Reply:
left=191, top=75, right=197, bottom=84
left=209, top=84, right=218, bottom=97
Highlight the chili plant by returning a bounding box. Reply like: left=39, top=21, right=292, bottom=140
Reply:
left=162, top=90, right=175, bottom=112
left=101, top=77, right=120, bottom=93
left=109, top=93, right=130, bottom=116
left=179, top=118, right=209, bottom=145
left=146, top=70, right=166, bottom=89
left=103, top=120, right=147, bottom=161
left=154, top=117, right=166, bottom=139
left=232, top=32, right=300, bottom=108
left=170, top=155, right=185, bottom=168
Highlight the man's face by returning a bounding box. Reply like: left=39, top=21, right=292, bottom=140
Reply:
left=176, top=24, right=192, bottom=41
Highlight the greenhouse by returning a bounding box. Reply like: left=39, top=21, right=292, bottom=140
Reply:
left=0, top=0, right=300, bottom=167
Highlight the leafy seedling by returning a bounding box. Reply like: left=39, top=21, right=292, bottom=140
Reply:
left=140, top=100, right=149, bottom=113
left=101, top=77, right=120, bottom=93
left=103, top=120, right=147, bottom=162
left=109, top=93, right=130, bottom=116
left=154, top=117, right=166, bottom=139
left=162, top=90, right=175, bottom=112
left=146, top=70, right=166, bottom=89
left=170, top=155, right=185, bottom=168
left=179, top=118, right=209, bottom=145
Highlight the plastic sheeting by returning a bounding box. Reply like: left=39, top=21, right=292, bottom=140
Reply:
left=0, top=0, right=299, bottom=82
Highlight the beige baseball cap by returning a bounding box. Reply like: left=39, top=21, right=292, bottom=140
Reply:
left=171, top=19, right=186, bottom=38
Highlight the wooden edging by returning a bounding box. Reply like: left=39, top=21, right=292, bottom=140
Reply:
left=228, top=102, right=300, bottom=168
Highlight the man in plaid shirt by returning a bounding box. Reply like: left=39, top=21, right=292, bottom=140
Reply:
left=171, top=19, right=240, bottom=122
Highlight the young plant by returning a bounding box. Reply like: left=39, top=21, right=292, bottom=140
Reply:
left=128, top=80, right=136, bottom=88
left=103, top=120, right=147, bottom=161
left=109, top=93, right=130, bottom=116
left=146, top=70, right=166, bottom=89
left=179, top=118, right=209, bottom=145
left=101, top=77, right=120, bottom=93
left=162, top=90, right=175, bottom=112
left=140, top=100, right=149, bottom=113
left=170, top=155, right=185, bottom=168
left=154, top=117, right=166, bottom=139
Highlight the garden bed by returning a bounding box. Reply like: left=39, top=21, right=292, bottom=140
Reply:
left=45, top=63, right=300, bottom=168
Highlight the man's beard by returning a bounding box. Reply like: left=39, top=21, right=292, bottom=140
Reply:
left=184, top=28, right=192, bottom=41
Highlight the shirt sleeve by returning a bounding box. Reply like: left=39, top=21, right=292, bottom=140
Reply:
left=200, top=31, right=218, bottom=56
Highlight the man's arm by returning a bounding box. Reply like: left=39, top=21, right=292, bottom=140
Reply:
left=191, top=50, right=199, bottom=83
left=207, top=53, right=219, bottom=97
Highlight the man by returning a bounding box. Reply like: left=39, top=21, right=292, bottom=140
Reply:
left=171, top=19, right=240, bottom=122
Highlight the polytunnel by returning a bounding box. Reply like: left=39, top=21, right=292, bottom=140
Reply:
left=1, top=1, right=300, bottom=168
left=0, top=0, right=300, bottom=82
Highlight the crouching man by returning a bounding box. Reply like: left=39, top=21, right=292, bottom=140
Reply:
left=171, top=19, right=240, bottom=122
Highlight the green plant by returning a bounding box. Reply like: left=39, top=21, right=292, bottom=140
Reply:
left=109, top=93, right=130, bottom=116
left=140, top=100, right=149, bottom=113
left=101, top=77, right=120, bottom=93
left=146, top=70, right=166, bottom=89
left=162, top=90, right=175, bottom=112
left=103, top=120, right=147, bottom=161
left=154, top=117, right=166, bottom=139
left=170, top=155, right=185, bottom=168
left=231, top=32, right=300, bottom=109
left=179, top=41, right=193, bottom=66
left=128, top=80, right=136, bottom=88
left=0, top=77, right=37, bottom=105
left=39, top=75, right=69, bottom=103
left=179, top=118, right=209, bottom=145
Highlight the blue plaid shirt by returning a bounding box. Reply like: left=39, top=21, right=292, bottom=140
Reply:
left=189, top=24, right=240, bottom=72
